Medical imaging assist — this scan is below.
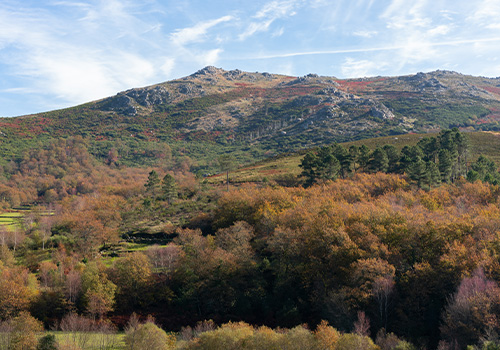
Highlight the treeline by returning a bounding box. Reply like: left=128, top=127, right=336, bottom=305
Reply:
left=3, top=174, right=500, bottom=349
left=300, top=129, right=500, bottom=188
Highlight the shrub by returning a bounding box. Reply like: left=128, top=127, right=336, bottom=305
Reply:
left=10, top=312, right=44, bottom=350
left=315, top=320, right=340, bottom=350
left=125, top=321, right=176, bottom=350
left=335, top=333, right=380, bottom=350
left=37, top=334, right=57, bottom=350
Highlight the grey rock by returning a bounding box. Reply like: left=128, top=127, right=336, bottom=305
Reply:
left=124, top=86, right=170, bottom=107
left=100, top=94, right=137, bottom=116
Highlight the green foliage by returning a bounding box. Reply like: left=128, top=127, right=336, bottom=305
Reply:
left=467, top=155, right=500, bottom=184
left=299, top=146, right=340, bottom=186
left=37, top=334, right=57, bottom=350
left=299, top=129, right=481, bottom=189
left=145, top=170, right=161, bottom=197
left=162, top=174, right=178, bottom=204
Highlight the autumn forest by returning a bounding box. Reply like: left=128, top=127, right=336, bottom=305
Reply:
left=0, top=127, right=499, bottom=350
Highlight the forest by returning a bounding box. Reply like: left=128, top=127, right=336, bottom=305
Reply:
left=1, top=130, right=500, bottom=349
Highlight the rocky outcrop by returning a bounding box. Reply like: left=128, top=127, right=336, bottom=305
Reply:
left=124, top=86, right=171, bottom=107
left=99, top=85, right=171, bottom=116
left=100, top=94, right=137, bottom=116
left=370, top=104, right=395, bottom=119
left=190, top=66, right=225, bottom=77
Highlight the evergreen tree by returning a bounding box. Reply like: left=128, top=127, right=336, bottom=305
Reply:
left=438, top=149, right=453, bottom=183
left=409, top=156, right=427, bottom=187
left=145, top=170, right=161, bottom=198
left=467, top=155, right=499, bottom=184
left=162, top=174, right=178, bottom=204
left=300, top=147, right=340, bottom=186
left=417, top=137, right=439, bottom=163
left=358, top=145, right=371, bottom=172
left=349, top=145, right=360, bottom=172
left=383, top=145, right=400, bottom=173
left=317, top=146, right=341, bottom=181
left=399, top=146, right=423, bottom=174
left=369, top=147, right=389, bottom=173
left=299, top=152, right=320, bottom=187
left=454, top=130, right=469, bottom=178
left=332, top=144, right=353, bottom=178
left=424, top=161, right=441, bottom=189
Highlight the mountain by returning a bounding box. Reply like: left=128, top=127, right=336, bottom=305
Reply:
left=1, top=67, right=500, bottom=172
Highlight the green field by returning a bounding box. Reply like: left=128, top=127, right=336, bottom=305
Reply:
left=52, top=332, right=126, bottom=350
left=0, top=211, right=23, bottom=231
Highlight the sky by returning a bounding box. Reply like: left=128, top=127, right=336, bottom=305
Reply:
left=0, top=0, right=500, bottom=117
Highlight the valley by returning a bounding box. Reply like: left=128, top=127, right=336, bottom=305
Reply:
left=1, top=68, right=500, bottom=350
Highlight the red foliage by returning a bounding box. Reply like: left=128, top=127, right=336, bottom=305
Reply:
left=234, top=82, right=253, bottom=87
left=481, top=86, right=500, bottom=95
left=336, top=78, right=387, bottom=93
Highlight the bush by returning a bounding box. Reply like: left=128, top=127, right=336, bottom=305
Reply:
left=10, top=312, right=44, bottom=350
left=188, top=322, right=254, bottom=350
left=335, top=333, right=380, bottom=350
left=125, top=321, right=176, bottom=350
left=37, top=334, right=57, bottom=350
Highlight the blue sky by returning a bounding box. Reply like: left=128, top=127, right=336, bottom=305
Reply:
left=1, top=0, right=500, bottom=117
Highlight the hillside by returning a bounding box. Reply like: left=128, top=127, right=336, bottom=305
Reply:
left=1, top=67, right=500, bottom=172
left=208, top=131, right=500, bottom=184
left=2, top=68, right=500, bottom=350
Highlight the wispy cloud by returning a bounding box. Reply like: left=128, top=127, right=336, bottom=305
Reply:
left=0, top=0, right=179, bottom=113
left=239, top=0, right=300, bottom=40
left=468, top=0, right=500, bottom=26
left=171, top=15, right=234, bottom=46
left=244, top=37, right=500, bottom=60
left=341, top=57, right=387, bottom=78
left=1, top=0, right=500, bottom=116
left=353, top=30, right=378, bottom=38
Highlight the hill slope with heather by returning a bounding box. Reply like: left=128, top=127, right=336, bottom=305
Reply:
left=1, top=67, right=500, bottom=172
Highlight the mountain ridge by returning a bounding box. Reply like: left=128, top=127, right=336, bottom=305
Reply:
left=2, top=67, right=500, bottom=171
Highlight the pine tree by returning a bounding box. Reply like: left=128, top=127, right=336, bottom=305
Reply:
left=299, top=152, right=320, bottom=187
left=162, top=174, right=177, bottom=204
left=358, top=145, right=371, bottom=172
left=383, top=145, right=400, bottom=173
left=349, top=145, right=360, bottom=172
left=145, top=170, right=161, bottom=198
left=409, top=156, right=427, bottom=187
left=332, top=144, right=353, bottom=178
left=424, top=161, right=441, bottom=189
left=369, top=147, right=389, bottom=173
left=438, top=149, right=453, bottom=183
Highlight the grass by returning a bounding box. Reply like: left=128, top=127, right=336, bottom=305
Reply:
left=0, top=210, right=24, bottom=231
left=52, top=331, right=126, bottom=350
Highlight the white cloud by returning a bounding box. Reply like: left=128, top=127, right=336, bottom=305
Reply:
left=255, top=0, right=298, bottom=19
left=427, top=25, right=451, bottom=36
left=272, top=27, right=285, bottom=37
left=353, top=30, right=377, bottom=38
left=202, top=49, right=223, bottom=66
left=160, top=58, right=175, bottom=77
left=468, top=0, right=500, bottom=24
left=0, top=1, right=180, bottom=110
left=341, top=57, right=387, bottom=78
left=30, top=53, right=118, bottom=103
left=239, top=20, right=274, bottom=40
left=171, top=15, right=233, bottom=46
left=239, top=0, right=300, bottom=40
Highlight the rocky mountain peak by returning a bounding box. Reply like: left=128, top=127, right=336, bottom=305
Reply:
left=191, top=66, right=226, bottom=77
